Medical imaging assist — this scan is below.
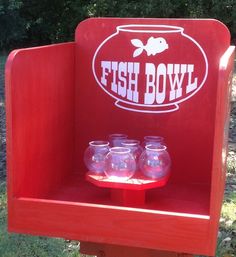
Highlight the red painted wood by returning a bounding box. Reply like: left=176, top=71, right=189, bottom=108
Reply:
left=5, top=18, right=234, bottom=256
left=86, top=171, right=169, bottom=205
left=86, top=171, right=169, bottom=190
left=6, top=42, right=75, bottom=199
left=75, top=18, right=230, bottom=187
left=43, top=173, right=210, bottom=215
left=208, top=45, right=235, bottom=252
left=110, top=188, right=146, bottom=206
left=9, top=197, right=210, bottom=255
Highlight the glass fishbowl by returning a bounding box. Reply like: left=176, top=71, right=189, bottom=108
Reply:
left=84, top=140, right=110, bottom=174
left=139, top=144, right=171, bottom=179
left=109, top=133, right=128, bottom=147
left=104, top=147, right=136, bottom=181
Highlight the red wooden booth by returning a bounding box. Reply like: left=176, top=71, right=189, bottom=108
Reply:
left=6, top=18, right=235, bottom=257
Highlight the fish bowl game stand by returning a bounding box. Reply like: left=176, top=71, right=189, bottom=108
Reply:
left=6, top=18, right=235, bottom=257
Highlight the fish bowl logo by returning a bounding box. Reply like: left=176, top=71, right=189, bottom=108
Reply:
left=92, top=24, right=208, bottom=113
left=131, top=37, right=168, bottom=57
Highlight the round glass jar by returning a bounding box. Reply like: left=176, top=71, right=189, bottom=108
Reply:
left=108, top=133, right=128, bottom=147
left=84, top=141, right=110, bottom=174
left=139, top=144, right=171, bottom=179
left=121, top=139, right=143, bottom=162
left=104, top=147, right=136, bottom=181
left=143, top=135, right=165, bottom=147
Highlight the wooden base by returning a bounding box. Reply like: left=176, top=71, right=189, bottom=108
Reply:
left=80, top=241, right=194, bottom=257
left=86, top=172, right=170, bottom=190
left=86, top=172, right=170, bottom=206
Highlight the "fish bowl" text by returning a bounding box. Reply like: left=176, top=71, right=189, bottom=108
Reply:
left=100, top=61, right=198, bottom=104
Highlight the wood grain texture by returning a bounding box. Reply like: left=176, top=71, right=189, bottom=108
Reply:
left=86, top=171, right=169, bottom=190
left=10, top=197, right=210, bottom=255
left=6, top=42, right=75, bottom=198
left=75, top=18, right=230, bottom=186
left=45, top=173, right=210, bottom=215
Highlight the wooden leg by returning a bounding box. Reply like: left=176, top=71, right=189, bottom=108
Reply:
left=80, top=242, right=194, bottom=257
left=110, top=188, right=146, bottom=206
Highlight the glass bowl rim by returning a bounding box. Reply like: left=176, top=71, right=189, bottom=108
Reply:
left=109, top=133, right=128, bottom=139
left=121, top=139, right=140, bottom=146
left=145, top=144, right=167, bottom=151
left=109, top=146, right=131, bottom=154
left=144, top=135, right=164, bottom=142
left=89, top=140, right=109, bottom=147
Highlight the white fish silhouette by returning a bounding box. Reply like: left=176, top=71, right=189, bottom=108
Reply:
left=131, top=37, right=168, bottom=57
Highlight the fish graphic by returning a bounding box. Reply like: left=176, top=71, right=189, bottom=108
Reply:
left=131, top=37, right=168, bottom=57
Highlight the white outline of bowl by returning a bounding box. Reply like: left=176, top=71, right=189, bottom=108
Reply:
left=92, top=24, right=208, bottom=114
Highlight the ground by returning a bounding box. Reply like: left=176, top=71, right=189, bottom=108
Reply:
left=0, top=54, right=235, bottom=257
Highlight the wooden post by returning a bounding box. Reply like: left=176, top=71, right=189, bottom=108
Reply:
left=80, top=242, right=194, bottom=257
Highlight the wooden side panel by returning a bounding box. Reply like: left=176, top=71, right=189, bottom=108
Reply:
left=208, top=46, right=235, bottom=252
left=10, top=198, right=210, bottom=255
left=5, top=42, right=75, bottom=198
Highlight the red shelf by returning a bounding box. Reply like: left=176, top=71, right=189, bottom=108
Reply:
left=86, top=171, right=170, bottom=190
left=47, top=173, right=210, bottom=215
left=86, top=171, right=170, bottom=206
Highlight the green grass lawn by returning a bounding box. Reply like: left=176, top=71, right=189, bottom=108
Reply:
left=217, top=158, right=236, bottom=257
left=0, top=182, right=81, bottom=257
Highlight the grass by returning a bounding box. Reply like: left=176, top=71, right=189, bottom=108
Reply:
left=216, top=148, right=236, bottom=257
left=0, top=53, right=235, bottom=257
left=0, top=182, right=81, bottom=257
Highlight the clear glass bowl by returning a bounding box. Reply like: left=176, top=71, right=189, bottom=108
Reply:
left=108, top=133, right=128, bottom=147
left=139, top=144, right=171, bottom=179
left=104, top=147, right=136, bottom=181
left=121, top=139, right=143, bottom=163
left=143, top=135, right=165, bottom=147
left=84, top=141, right=110, bottom=174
